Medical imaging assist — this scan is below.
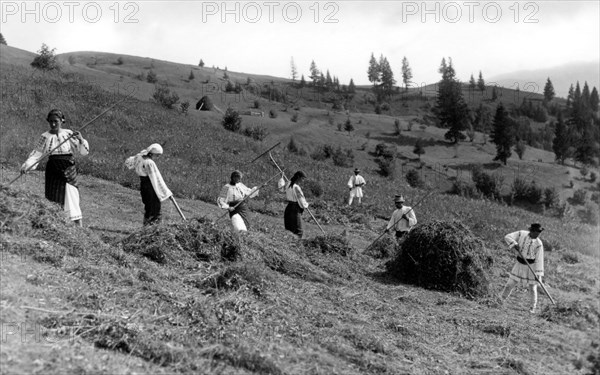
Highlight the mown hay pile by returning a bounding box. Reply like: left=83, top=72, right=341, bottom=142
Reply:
left=121, top=218, right=240, bottom=265
left=387, top=220, right=493, bottom=298
left=365, top=235, right=398, bottom=259
left=303, top=234, right=353, bottom=257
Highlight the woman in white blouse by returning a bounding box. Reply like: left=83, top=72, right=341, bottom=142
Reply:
left=217, top=170, right=258, bottom=232
left=278, top=170, right=309, bottom=238
left=20, top=109, right=89, bottom=226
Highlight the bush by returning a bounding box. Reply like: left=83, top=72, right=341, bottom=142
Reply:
left=151, top=85, right=179, bottom=109
left=332, top=146, right=354, bottom=167
left=31, top=43, right=60, bottom=71
left=146, top=70, right=158, bottom=83
left=221, top=108, right=242, bottom=132
left=291, top=113, right=299, bottom=122
left=572, top=189, right=588, bottom=205
left=472, top=166, right=503, bottom=200
left=180, top=101, right=190, bottom=115
left=394, top=118, right=401, bottom=135
left=580, top=204, right=599, bottom=225
left=344, top=118, right=354, bottom=132
left=580, top=165, right=589, bottom=178
left=253, top=100, right=261, bottom=109
left=386, top=220, right=493, bottom=298
left=303, top=180, right=324, bottom=198
left=543, top=187, right=560, bottom=208
left=406, top=169, right=424, bottom=188
left=242, top=125, right=269, bottom=141
left=590, top=172, right=597, bottom=183
left=450, top=180, right=481, bottom=199
left=116, top=57, right=124, bottom=65
left=287, top=137, right=299, bottom=153
left=269, top=109, right=278, bottom=118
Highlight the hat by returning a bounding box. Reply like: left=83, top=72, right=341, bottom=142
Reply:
left=354, top=168, right=360, bottom=173
left=528, top=223, right=544, bottom=232
left=394, top=194, right=405, bottom=203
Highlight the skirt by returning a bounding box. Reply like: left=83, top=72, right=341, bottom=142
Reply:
left=140, top=176, right=161, bottom=225
left=229, top=200, right=249, bottom=231
left=284, top=201, right=303, bottom=237
left=46, top=155, right=81, bottom=221
left=508, top=263, right=540, bottom=286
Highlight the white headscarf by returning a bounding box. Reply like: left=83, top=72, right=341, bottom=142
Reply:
left=125, top=143, right=164, bottom=169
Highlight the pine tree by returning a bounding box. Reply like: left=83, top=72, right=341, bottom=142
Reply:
left=367, top=53, right=380, bottom=87
left=188, top=70, right=194, bottom=80
left=436, top=58, right=470, bottom=143
left=477, top=71, right=485, bottom=92
left=198, top=59, right=205, bottom=67
left=379, top=56, right=395, bottom=99
left=552, top=113, right=570, bottom=164
left=491, top=102, right=515, bottom=165
left=0, top=33, right=7, bottom=45
left=309, top=60, right=320, bottom=86
left=348, top=79, right=356, bottom=94
left=491, top=86, right=498, bottom=101
left=543, top=77, right=555, bottom=102
left=590, top=87, right=599, bottom=112
left=582, top=82, right=591, bottom=110
left=469, top=74, right=476, bottom=90
left=299, top=74, right=306, bottom=88
left=290, top=57, right=297, bottom=81
left=401, top=56, right=413, bottom=91
left=325, top=70, right=333, bottom=89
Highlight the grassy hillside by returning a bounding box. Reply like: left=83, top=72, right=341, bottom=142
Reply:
left=1, top=170, right=599, bottom=374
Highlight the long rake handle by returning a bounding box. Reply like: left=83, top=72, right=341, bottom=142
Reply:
left=8, top=92, right=135, bottom=186
left=170, top=196, right=186, bottom=221
left=510, top=246, right=556, bottom=304
left=269, top=152, right=326, bottom=235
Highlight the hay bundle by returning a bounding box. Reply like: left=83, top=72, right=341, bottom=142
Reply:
left=303, top=234, right=353, bottom=257
left=121, top=218, right=240, bottom=264
left=195, top=95, right=213, bottom=111
left=365, top=235, right=397, bottom=259
left=387, top=220, right=493, bottom=298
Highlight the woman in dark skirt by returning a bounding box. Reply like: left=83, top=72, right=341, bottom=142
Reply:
left=20, top=109, right=90, bottom=226
left=278, top=170, right=309, bottom=238
left=125, top=144, right=173, bottom=226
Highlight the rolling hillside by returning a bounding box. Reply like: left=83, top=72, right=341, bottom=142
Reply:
left=1, top=44, right=599, bottom=374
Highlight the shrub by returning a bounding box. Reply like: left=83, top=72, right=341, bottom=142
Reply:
left=344, top=118, right=354, bottom=132
left=332, top=146, right=354, bottom=167
left=242, top=125, right=269, bottom=141
left=386, top=220, right=493, bottom=298
left=221, top=108, right=242, bottom=132
left=394, top=118, right=401, bottom=135
left=116, top=57, right=124, bottom=65
left=146, top=70, right=158, bottom=83
left=269, top=109, right=278, bottom=118
left=580, top=165, right=589, bottom=178
left=291, top=113, right=299, bottom=122
left=511, top=177, right=529, bottom=200
left=591, top=192, right=600, bottom=205
left=590, top=172, right=597, bottom=183
left=472, top=166, right=503, bottom=200
left=543, top=187, right=560, bottom=208
left=525, top=180, right=543, bottom=204
left=253, top=100, right=261, bottom=109
left=151, top=85, right=179, bottom=109
left=450, top=180, right=481, bottom=199
left=287, top=137, right=299, bottom=153
left=406, top=169, right=424, bottom=188
left=303, top=180, right=324, bottom=198
left=580, top=204, right=599, bottom=225
left=572, top=189, right=587, bottom=205
left=180, top=101, right=190, bottom=115
left=31, top=43, right=60, bottom=71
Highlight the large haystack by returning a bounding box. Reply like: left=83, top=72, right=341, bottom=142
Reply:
left=387, top=220, right=493, bottom=298
left=195, top=95, right=213, bottom=111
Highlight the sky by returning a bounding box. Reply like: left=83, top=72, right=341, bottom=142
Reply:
left=1, top=0, right=599, bottom=93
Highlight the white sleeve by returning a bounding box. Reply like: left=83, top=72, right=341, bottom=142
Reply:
left=347, top=176, right=354, bottom=189
left=504, top=231, right=520, bottom=248
left=294, top=185, right=309, bottom=209
left=217, top=185, right=230, bottom=209
left=278, top=177, right=286, bottom=192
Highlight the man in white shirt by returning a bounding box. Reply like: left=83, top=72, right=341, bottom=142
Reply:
left=385, top=194, right=417, bottom=240
left=347, top=168, right=366, bottom=206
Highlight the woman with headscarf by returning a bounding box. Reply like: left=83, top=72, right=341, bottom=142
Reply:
left=217, top=170, right=259, bottom=232
left=125, top=144, right=173, bottom=226
left=20, top=109, right=90, bottom=226
left=278, top=170, right=309, bottom=238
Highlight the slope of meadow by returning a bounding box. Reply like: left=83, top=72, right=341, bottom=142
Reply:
left=1, top=45, right=599, bottom=374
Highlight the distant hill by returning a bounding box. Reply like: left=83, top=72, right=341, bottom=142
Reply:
left=488, top=61, right=600, bottom=99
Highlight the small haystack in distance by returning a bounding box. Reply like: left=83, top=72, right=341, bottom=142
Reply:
left=387, top=220, right=493, bottom=298
left=195, top=95, right=213, bottom=111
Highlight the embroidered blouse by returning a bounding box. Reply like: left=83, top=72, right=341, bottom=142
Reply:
left=22, top=129, right=89, bottom=170
left=386, top=206, right=417, bottom=232
left=127, top=156, right=173, bottom=202
left=217, top=183, right=258, bottom=209
left=278, top=177, right=309, bottom=209
left=504, top=230, right=544, bottom=275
